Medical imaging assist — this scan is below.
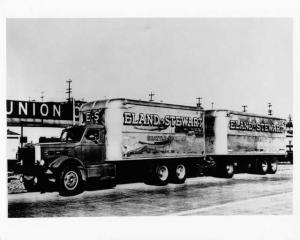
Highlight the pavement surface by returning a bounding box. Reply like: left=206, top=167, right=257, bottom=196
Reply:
left=8, top=164, right=292, bottom=217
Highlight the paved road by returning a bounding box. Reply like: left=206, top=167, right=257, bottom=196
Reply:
left=8, top=164, right=292, bottom=217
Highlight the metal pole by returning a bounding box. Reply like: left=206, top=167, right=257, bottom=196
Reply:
left=41, top=91, right=44, bottom=102
left=66, top=79, right=72, bottom=102
left=149, top=92, right=155, bottom=102
left=72, top=98, right=75, bottom=125
left=268, top=102, right=272, bottom=116
left=196, top=97, right=202, bottom=108
left=20, top=125, right=23, bottom=148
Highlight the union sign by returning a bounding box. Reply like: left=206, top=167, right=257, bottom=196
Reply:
left=7, top=100, right=85, bottom=127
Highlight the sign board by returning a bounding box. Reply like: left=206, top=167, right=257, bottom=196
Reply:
left=7, top=100, right=85, bottom=127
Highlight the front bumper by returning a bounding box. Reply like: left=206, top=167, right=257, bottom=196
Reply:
left=21, top=163, right=55, bottom=181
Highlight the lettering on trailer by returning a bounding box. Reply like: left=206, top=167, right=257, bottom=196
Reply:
left=81, top=109, right=103, bottom=124
left=229, top=120, right=285, bottom=133
left=123, top=112, right=203, bottom=128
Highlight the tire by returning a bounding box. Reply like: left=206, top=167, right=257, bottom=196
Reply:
left=58, top=165, right=83, bottom=196
left=217, top=161, right=234, bottom=178
left=268, top=159, right=278, bottom=174
left=255, top=159, right=268, bottom=174
left=153, top=164, right=169, bottom=185
left=172, top=163, right=187, bottom=184
left=23, top=177, right=39, bottom=192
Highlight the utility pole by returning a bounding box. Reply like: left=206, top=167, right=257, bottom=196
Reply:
left=196, top=97, right=202, bottom=108
left=242, top=105, right=247, bottom=112
left=149, top=92, right=155, bottom=102
left=66, top=79, right=72, bottom=102
left=41, top=91, right=44, bottom=102
left=268, top=102, right=272, bottom=116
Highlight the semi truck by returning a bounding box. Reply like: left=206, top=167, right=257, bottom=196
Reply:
left=17, top=98, right=287, bottom=195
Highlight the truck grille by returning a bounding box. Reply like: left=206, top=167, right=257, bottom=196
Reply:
left=19, top=147, right=35, bottom=173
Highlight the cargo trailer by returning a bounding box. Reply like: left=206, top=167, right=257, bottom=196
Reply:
left=17, top=99, right=287, bottom=195
left=205, top=110, right=286, bottom=176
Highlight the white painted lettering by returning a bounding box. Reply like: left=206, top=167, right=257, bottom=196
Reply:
left=53, top=105, right=61, bottom=117
left=32, top=103, right=36, bottom=116
left=40, top=104, right=49, bottom=116
left=18, top=102, right=28, bottom=115
left=7, top=101, right=13, bottom=115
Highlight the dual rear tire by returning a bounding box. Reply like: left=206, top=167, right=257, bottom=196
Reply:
left=216, top=161, right=234, bottom=178
left=150, top=162, right=187, bottom=185
left=254, top=158, right=277, bottom=174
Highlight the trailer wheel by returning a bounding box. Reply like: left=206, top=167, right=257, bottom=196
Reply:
left=154, top=164, right=169, bottom=185
left=256, top=159, right=268, bottom=174
left=217, top=161, right=234, bottom=178
left=173, top=163, right=187, bottom=184
left=58, top=165, right=83, bottom=196
left=268, top=159, right=278, bottom=174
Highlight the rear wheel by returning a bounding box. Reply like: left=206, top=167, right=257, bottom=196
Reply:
left=58, top=165, right=83, bottom=196
left=255, top=159, right=268, bottom=174
left=217, top=161, right=234, bottom=178
left=154, top=164, right=169, bottom=185
left=173, top=163, right=187, bottom=184
left=268, top=159, right=278, bottom=174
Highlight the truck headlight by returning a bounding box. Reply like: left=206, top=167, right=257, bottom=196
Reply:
left=39, top=159, right=45, bottom=166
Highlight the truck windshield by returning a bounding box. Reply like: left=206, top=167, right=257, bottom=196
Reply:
left=60, top=126, right=85, bottom=143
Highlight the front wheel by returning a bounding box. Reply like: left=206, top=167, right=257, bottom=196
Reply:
left=58, top=166, right=83, bottom=196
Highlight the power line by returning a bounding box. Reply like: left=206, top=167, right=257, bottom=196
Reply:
left=149, top=92, right=155, bottom=102
left=66, top=79, right=72, bottom=102
left=196, top=97, right=202, bottom=109
left=268, top=102, right=272, bottom=116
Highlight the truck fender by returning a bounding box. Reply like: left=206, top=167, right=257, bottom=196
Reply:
left=49, top=156, right=87, bottom=182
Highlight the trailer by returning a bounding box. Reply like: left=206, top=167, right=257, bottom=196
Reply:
left=205, top=110, right=286, bottom=176
left=17, top=99, right=287, bottom=195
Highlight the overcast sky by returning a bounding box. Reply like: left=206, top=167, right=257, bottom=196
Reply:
left=6, top=18, right=292, bottom=118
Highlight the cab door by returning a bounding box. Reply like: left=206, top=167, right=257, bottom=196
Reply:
left=81, top=128, right=105, bottom=167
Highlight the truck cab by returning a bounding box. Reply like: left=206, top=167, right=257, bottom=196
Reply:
left=18, top=124, right=115, bottom=195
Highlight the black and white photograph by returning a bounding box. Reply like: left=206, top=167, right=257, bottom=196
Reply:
left=1, top=1, right=299, bottom=238
left=6, top=18, right=293, bottom=218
